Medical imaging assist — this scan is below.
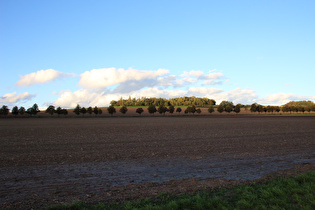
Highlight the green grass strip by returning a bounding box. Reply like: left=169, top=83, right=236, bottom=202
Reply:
left=48, top=170, right=315, bottom=210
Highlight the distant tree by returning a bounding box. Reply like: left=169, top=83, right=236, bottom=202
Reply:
left=55, top=107, right=63, bottom=116
left=196, top=108, right=201, bottom=114
left=263, top=106, right=268, bottom=114
left=26, top=108, right=33, bottom=116
left=275, top=106, right=280, bottom=114
left=87, top=107, right=93, bottom=115
left=217, top=105, right=224, bottom=113
left=119, top=106, right=128, bottom=114
left=208, top=106, right=215, bottom=114
left=266, top=105, right=273, bottom=114
left=148, top=104, right=157, bottom=115
left=73, top=104, right=81, bottom=115
left=136, top=107, right=144, bottom=115
left=234, top=104, right=241, bottom=114
left=45, top=105, right=56, bottom=115
left=225, top=104, right=233, bottom=113
left=81, top=107, right=87, bottom=115
left=257, top=105, right=264, bottom=114
left=0, top=105, right=9, bottom=116
left=158, top=104, right=168, bottom=115
left=62, top=109, right=68, bottom=116
left=11, top=106, right=19, bottom=116
left=107, top=106, right=116, bottom=116
left=250, top=103, right=257, bottom=113
left=32, top=103, right=40, bottom=115
left=298, top=106, right=305, bottom=114
left=191, top=105, right=197, bottom=114
left=176, top=107, right=182, bottom=114
left=98, top=108, right=103, bottom=115
left=169, top=105, right=175, bottom=114
left=18, top=106, right=25, bottom=115
left=93, top=106, right=99, bottom=115
left=25, top=104, right=40, bottom=116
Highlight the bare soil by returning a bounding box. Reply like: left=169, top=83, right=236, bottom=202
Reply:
left=0, top=116, right=314, bottom=209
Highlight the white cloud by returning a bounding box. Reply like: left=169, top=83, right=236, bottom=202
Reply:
left=179, top=69, right=224, bottom=86
left=257, top=93, right=313, bottom=105
left=0, top=92, right=35, bottom=104
left=204, top=71, right=223, bottom=80
left=180, top=70, right=204, bottom=78
left=15, top=69, right=74, bottom=87
left=187, top=87, right=223, bottom=96
left=79, top=68, right=169, bottom=89
left=212, top=88, right=258, bottom=105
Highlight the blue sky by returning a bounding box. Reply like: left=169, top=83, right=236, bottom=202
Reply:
left=1, top=0, right=314, bottom=109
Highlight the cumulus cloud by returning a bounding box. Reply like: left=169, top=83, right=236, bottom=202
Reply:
left=257, top=93, right=313, bottom=105
left=187, top=87, right=223, bottom=97
left=212, top=88, right=258, bottom=105
left=79, top=68, right=169, bottom=89
left=0, top=92, right=35, bottom=104
left=178, top=69, right=224, bottom=86
left=15, top=69, right=74, bottom=87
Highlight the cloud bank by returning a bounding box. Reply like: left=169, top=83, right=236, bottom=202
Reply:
left=79, top=68, right=169, bottom=89
left=0, top=92, right=35, bottom=104
left=15, top=69, right=74, bottom=87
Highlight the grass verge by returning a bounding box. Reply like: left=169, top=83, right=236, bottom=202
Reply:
left=48, top=170, right=315, bottom=210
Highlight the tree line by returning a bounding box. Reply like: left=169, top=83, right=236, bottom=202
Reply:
left=1, top=100, right=314, bottom=117
left=110, top=96, right=216, bottom=107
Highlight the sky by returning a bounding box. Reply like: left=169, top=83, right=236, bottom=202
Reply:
left=1, top=0, right=314, bottom=109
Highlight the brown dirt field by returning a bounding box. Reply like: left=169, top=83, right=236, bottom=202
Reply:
left=0, top=116, right=314, bottom=209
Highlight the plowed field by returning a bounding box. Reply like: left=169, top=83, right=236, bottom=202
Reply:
left=1, top=116, right=314, bottom=209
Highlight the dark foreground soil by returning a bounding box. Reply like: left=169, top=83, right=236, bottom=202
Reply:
left=0, top=116, right=314, bottom=209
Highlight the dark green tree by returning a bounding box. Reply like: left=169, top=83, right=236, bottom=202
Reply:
left=81, top=107, right=87, bottom=115
left=87, top=107, right=93, bottom=115
left=11, top=106, right=19, bottom=116
left=31, top=103, right=40, bottom=115
left=148, top=104, right=157, bottom=115
left=107, top=106, right=116, bottom=116
left=55, top=107, right=63, bottom=116
left=169, top=105, right=175, bottom=114
left=45, top=105, right=56, bottom=115
left=93, top=106, right=99, bottom=115
left=0, top=105, right=9, bottom=116
left=250, top=103, right=257, bottom=113
left=176, top=107, right=182, bottom=114
left=62, top=109, right=68, bottom=116
left=119, top=106, right=128, bottom=114
left=136, top=107, right=144, bottom=115
left=208, top=106, right=214, bottom=114
left=196, top=108, right=201, bottom=114
left=217, top=105, right=224, bottom=113
left=18, top=106, right=25, bottom=115
left=158, top=104, right=168, bottom=115
left=257, top=105, right=264, bottom=114
left=234, top=104, right=241, bottom=113
left=98, top=108, right=103, bottom=115
left=73, top=104, right=81, bottom=115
